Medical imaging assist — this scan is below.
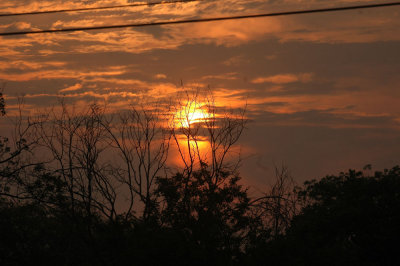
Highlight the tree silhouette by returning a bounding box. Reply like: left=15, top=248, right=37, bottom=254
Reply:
left=249, top=166, right=400, bottom=266
left=103, top=102, right=171, bottom=222
left=249, top=165, right=298, bottom=238
left=34, top=101, right=118, bottom=229
left=156, top=165, right=256, bottom=264
left=0, top=96, right=40, bottom=207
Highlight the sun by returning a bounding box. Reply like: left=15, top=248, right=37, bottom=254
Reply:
left=175, top=101, right=210, bottom=128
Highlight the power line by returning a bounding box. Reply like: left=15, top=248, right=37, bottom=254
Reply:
left=1, top=2, right=399, bottom=37
left=0, top=0, right=203, bottom=17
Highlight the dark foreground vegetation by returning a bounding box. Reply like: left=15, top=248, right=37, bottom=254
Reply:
left=0, top=93, right=399, bottom=265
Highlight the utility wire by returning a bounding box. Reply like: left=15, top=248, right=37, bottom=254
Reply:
left=0, top=0, right=203, bottom=17
left=1, top=2, right=399, bottom=37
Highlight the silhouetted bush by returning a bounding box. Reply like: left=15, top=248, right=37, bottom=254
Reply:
left=248, top=166, right=400, bottom=266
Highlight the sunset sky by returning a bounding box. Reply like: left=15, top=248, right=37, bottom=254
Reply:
left=1, top=0, right=400, bottom=188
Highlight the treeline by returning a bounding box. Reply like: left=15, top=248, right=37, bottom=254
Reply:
left=0, top=93, right=399, bottom=265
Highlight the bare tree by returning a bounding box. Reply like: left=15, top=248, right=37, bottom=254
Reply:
left=34, top=101, right=119, bottom=224
left=171, top=89, right=247, bottom=179
left=250, top=164, right=299, bottom=237
left=104, top=102, right=171, bottom=221
left=24, top=97, right=173, bottom=223
left=1, top=90, right=250, bottom=230
left=162, top=89, right=248, bottom=233
left=203, top=93, right=246, bottom=179
left=171, top=91, right=203, bottom=178
left=0, top=96, right=41, bottom=203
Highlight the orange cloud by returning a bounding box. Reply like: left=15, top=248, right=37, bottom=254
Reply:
left=155, top=74, right=167, bottom=79
left=59, top=83, right=82, bottom=93
left=0, top=68, right=127, bottom=82
left=251, top=73, right=313, bottom=84
left=165, top=17, right=282, bottom=47
left=201, top=73, right=238, bottom=80
left=0, top=60, right=66, bottom=70
left=14, top=22, right=32, bottom=30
